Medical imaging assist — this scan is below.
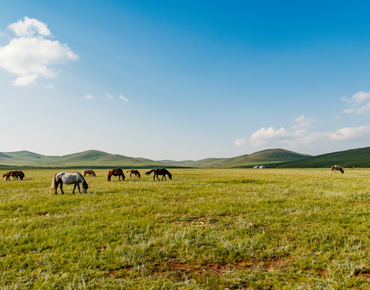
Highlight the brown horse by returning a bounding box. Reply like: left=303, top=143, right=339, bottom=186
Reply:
left=108, top=168, right=125, bottom=181
left=331, top=165, right=344, bottom=174
left=145, top=168, right=172, bottom=181
left=2, top=171, right=25, bottom=181
left=127, top=169, right=141, bottom=178
left=82, top=169, right=96, bottom=177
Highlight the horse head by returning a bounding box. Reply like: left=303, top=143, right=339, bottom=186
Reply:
left=82, top=182, right=88, bottom=193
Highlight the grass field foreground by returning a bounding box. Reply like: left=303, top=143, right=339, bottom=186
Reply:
left=1, top=168, right=370, bottom=289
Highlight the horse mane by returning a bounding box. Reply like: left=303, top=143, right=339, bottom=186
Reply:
left=76, top=172, right=87, bottom=184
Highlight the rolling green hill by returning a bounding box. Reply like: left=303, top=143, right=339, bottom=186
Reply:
left=0, top=150, right=164, bottom=168
left=278, top=146, right=370, bottom=168
left=2, top=147, right=370, bottom=169
left=158, top=149, right=310, bottom=168
left=193, top=148, right=310, bottom=168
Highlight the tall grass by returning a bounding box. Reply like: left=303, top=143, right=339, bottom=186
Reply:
left=0, top=168, right=370, bottom=289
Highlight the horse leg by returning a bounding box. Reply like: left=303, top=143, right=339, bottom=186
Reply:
left=60, top=182, right=65, bottom=194
left=77, top=183, right=81, bottom=193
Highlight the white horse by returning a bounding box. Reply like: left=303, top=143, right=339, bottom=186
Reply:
left=50, top=172, right=88, bottom=194
left=331, top=165, right=344, bottom=174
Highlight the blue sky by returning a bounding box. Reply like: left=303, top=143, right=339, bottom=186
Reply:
left=0, top=0, right=370, bottom=160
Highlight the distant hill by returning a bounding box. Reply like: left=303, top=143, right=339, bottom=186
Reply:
left=0, top=150, right=164, bottom=168
left=191, top=148, right=310, bottom=168
left=278, top=147, right=370, bottom=168
left=159, top=149, right=310, bottom=168
left=2, top=147, right=370, bottom=169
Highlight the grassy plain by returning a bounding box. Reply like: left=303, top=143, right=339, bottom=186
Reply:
left=1, top=168, right=370, bottom=289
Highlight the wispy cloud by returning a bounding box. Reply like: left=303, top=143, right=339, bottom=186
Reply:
left=105, top=94, right=113, bottom=100
left=234, top=138, right=247, bottom=147
left=249, top=127, right=289, bottom=147
left=0, top=17, right=78, bottom=86
left=85, top=94, right=94, bottom=100
left=45, top=83, right=53, bottom=89
left=342, top=91, right=370, bottom=115
left=291, top=115, right=315, bottom=129
left=236, top=125, right=370, bottom=149
left=119, top=94, right=129, bottom=102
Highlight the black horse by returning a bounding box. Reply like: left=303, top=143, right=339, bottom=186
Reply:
left=145, top=168, right=172, bottom=181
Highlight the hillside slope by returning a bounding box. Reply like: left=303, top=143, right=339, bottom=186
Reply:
left=278, top=147, right=370, bottom=168
left=0, top=148, right=312, bottom=168
left=0, top=150, right=163, bottom=168
left=212, top=148, right=310, bottom=168
left=175, top=149, right=309, bottom=168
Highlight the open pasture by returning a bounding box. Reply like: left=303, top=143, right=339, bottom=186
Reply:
left=1, top=168, right=370, bottom=289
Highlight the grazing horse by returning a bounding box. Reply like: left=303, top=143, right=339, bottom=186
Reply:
left=82, top=169, right=96, bottom=177
left=50, top=172, right=88, bottom=194
left=108, top=169, right=125, bottom=181
left=127, top=169, right=141, bottom=178
left=331, top=165, right=344, bottom=174
left=2, top=171, right=25, bottom=181
left=145, top=168, right=172, bottom=181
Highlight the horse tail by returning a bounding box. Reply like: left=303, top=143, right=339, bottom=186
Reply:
left=82, top=170, right=86, bottom=176
left=50, top=174, right=57, bottom=192
left=19, top=171, right=24, bottom=180
left=331, top=166, right=335, bottom=171
left=145, top=169, right=155, bottom=175
left=108, top=170, right=111, bottom=181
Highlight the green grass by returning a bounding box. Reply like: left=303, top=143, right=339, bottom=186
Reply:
left=1, top=168, right=370, bottom=289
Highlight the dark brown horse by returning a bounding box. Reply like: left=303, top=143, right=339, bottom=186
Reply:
left=108, top=168, right=125, bottom=181
left=127, top=169, right=141, bottom=178
left=145, top=168, right=172, bottom=181
left=82, top=169, right=96, bottom=177
left=2, top=171, right=25, bottom=181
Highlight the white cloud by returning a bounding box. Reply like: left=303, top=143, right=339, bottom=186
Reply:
left=235, top=138, right=247, bottom=147
left=8, top=17, right=51, bottom=37
left=106, top=94, right=113, bottom=100
left=85, top=94, right=94, bottom=100
left=342, top=91, right=370, bottom=115
left=45, top=83, right=53, bottom=89
left=291, top=115, right=315, bottom=129
left=119, top=94, right=129, bottom=102
left=329, top=126, right=370, bottom=140
left=0, top=17, right=78, bottom=86
left=238, top=125, right=370, bottom=149
left=0, top=32, right=5, bottom=37
left=249, top=127, right=288, bottom=146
